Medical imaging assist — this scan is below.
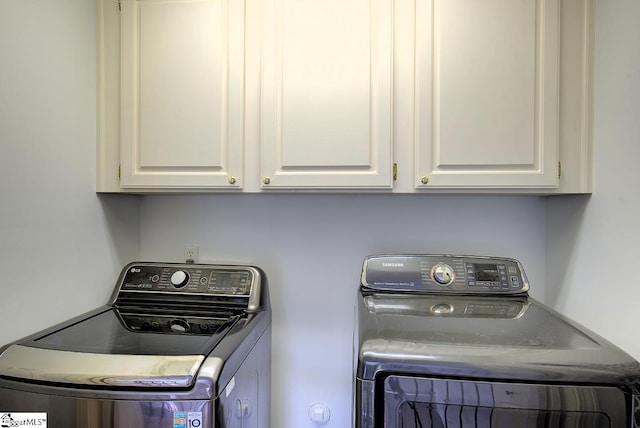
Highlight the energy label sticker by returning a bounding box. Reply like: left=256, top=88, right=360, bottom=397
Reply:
left=173, top=411, right=202, bottom=428
left=0, top=413, right=47, bottom=427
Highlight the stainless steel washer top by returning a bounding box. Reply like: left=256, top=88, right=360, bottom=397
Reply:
left=354, top=254, right=640, bottom=428
left=0, top=261, right=272, bottom=428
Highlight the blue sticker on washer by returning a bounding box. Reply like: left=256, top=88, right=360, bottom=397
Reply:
left=173, top=412, right=186, bottom=428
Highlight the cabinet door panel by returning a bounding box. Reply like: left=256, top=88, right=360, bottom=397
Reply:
left=261, top=0, right=393, bottom=189
left=120, top=0, right=243, bottom=188
left=416, top=0, right=559, bottom=189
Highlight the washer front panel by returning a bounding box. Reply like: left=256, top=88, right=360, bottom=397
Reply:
left=0, top=344, right=206, bottom=388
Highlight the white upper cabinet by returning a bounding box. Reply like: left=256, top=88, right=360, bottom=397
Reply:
left=414, top=0, right=560, bottom=189
left=97, top=0, right=591, bottom=193
left=259, top=0, right=393, bottom=189
left=119, top=0, right=244, bottom=189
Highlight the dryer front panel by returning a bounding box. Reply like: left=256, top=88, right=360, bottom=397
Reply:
left=382, top=375, right=627, bottom=428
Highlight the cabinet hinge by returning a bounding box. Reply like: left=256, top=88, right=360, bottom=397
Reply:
left=558, top=161, right=562, bottom=179
left=393, top=163, right=398, bottom=181
left=118, top=164, right=121, bottom=181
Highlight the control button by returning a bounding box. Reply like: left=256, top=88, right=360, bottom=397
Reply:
left=511, top=276, right=520, bottom=288
left=170, top=270, right=190, bottom=288
left=431, top=263, right=455, bottom=286
left=151, top=274, right=160, bottom=283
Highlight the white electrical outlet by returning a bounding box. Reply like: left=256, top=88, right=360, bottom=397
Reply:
left=184, top=246, right=198, bottom=263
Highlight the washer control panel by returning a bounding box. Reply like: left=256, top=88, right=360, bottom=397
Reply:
left=111, top=262, right=264, bottom=312
left=362, top=255, right=529, bottom=294
left=119, top=264, right=255, bottom=296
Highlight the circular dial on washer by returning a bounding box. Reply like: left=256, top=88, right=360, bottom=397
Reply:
left=431, top=263, right=455, bottom=286
left=170, top=270, right=190, bottom=288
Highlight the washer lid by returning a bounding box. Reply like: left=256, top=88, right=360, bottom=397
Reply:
left=25, top=308, right=236, bottom=356
left=0, top=307, right=237, bottom=388
left=0, top=344, right=212, bottom=388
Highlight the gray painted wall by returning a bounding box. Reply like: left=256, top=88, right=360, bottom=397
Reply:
left=546, top=0, right=640, bottom=359
left=0, top=1, right=139, bottom=341
left=139, top=194, right=547, bottom=427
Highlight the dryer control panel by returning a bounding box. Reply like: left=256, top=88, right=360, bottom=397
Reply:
left=362, top=255, right=529, bottom=294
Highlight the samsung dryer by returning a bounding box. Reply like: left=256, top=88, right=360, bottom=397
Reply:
left=354, top=254, right=640, bottom=428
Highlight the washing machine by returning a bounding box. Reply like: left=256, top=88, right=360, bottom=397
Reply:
left=0, top=261, right=271, bottom=428
left=354, top=254, right=640, bottom=427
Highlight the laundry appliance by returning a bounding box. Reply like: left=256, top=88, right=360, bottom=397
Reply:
left=354, top=254, right=640, bottom=427
left=0, top=261, right=271, bottom=428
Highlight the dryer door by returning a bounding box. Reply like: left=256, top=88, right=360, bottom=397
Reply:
left=383, top=376, right=627, bottom=428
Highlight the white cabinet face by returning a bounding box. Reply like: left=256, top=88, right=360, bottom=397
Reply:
left=120, top=0, right=244, bottom=188
left=415, top=0, right=560, bottom=189
left=260, top=0, right=393, bottom=189
left=98, top=0, right=589, bottom=193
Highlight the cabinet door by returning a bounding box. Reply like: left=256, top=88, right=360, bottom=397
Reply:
left=415, top=0, right=559, bottom=189
left=260, top=0, right=393, bottom=189
left=120, top=0, right=244, bottom=189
